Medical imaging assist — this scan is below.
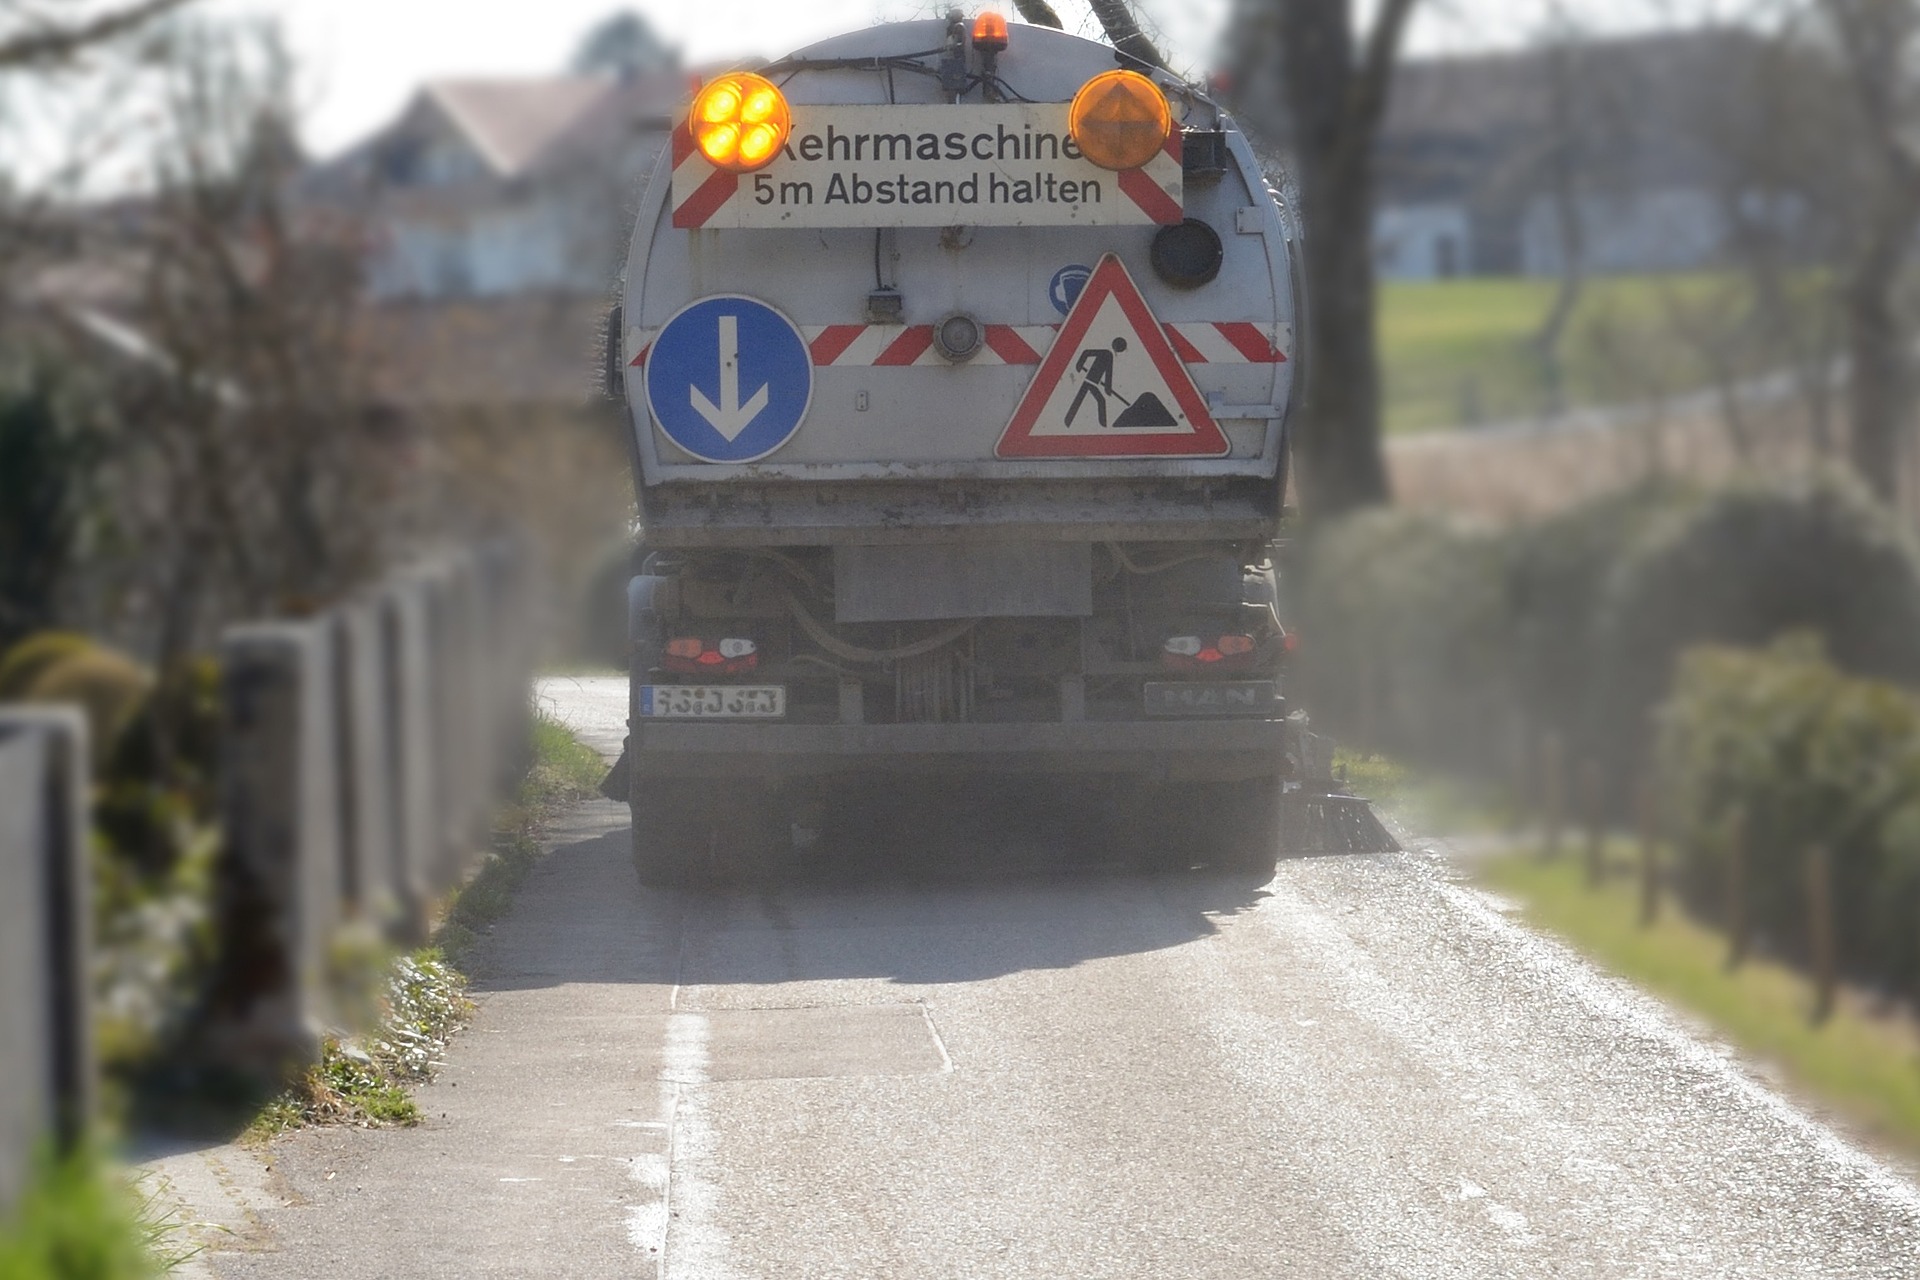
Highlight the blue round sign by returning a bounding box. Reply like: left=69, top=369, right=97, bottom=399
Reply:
left=1049, top=263, right=1092, bottom=316
left=646, top=295, right=813, bottom=463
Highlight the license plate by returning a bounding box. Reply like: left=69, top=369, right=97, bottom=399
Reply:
left=640, top=685, right=786, bottom=718
left=1143, top=681, right=1279, bottom=717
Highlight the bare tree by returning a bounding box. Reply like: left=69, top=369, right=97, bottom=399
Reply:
left=110, top=21, right=387, bottom=664
left=1087, top=0, right=1166, bottom=67
left=1230, top=0, right=1419, bottom=518
left=1814, top=0, right=1920, bottom=502
left=1012, top=0, right=1064, bottom=29
left=1527, top=19, right=1593, bottom=416
left=0, top=0, right=190, bottom=70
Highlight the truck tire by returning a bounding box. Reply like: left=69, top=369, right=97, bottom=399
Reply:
left=1210, top=779, right=1283, bottom=874
left=1109, top=780, right=1279, bottom=874
left=630, top=776, right=713, bottom=889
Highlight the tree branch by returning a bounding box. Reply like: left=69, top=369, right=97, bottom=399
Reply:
left=1087, top=0, right=1166, bottom=70
left=1012, top=0, right=1064, bottom=30
left=1346, top=0, right=1420, bottom=143
left=0, top=0, right=193, bottom=70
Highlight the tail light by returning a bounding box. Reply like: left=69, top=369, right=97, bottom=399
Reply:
left=663, top=636, right=760, bottom=676
left=1161, top=633, right=1258, bottom=671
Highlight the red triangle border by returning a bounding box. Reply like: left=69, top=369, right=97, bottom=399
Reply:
left=995, top=253, right=1228, bottom=459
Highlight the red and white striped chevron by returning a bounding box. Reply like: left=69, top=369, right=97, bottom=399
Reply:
left=630, top=322, right=1287, bottom=369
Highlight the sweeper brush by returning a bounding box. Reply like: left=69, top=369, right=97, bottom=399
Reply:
left=1282, top=791, right=1401, bottom=855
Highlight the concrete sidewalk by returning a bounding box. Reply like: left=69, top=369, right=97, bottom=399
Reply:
left=145, top=798, right=681, bottom=1279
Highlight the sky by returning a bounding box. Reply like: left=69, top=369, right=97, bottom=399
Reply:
left=197, top=0, right=1689, bottom=157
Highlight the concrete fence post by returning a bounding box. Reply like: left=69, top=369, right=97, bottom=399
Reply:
left=0, top=709, right=92, bottom=1216
left=1724, top=806, right=1751, bottom=972
left=1540, top=731, right=1565, bottom=861
left=419, top=560, right=479, bottom=893
left=478, top=538, right=534, bottom=795
left=451, top=553, right=495, bottom=861
left=1806, top=844, right=1837, bottom=1025
left=380, top=575, right=436, bottom=943
left=334, top=600, right=398, bottom=931
left=208, top=622, right=343, bottom=1077
left=1581, top=758, right=1606, bottom=888
left=1637, top=776, right=1661, bottom=928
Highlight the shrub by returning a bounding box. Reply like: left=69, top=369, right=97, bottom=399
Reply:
left=1292, top=509, right=1512, bottom=772
left=1295, top=472, right=1920, bottom=813
left=1659, top=637, right=1920, bottom=991
left=1595, top=472, right=1920, bottom=794
left=0, top=631, right=92, bottom=699
left=1504, top=482, right=1700, bottom=756
left=11, top=643, right=151, bottom=772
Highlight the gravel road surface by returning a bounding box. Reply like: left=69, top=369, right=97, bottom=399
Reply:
left=161, top=679, right=1920, bottom=1278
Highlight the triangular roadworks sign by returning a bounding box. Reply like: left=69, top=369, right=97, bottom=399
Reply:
left=996, top=254, right=1228, bottom=459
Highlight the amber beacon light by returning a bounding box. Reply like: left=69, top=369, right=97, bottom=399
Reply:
left=690, top=73, right=792, bottom=173
left=1068, top=69, right=1172, bottom=171
left=972, top=11, right=1010, bottom=52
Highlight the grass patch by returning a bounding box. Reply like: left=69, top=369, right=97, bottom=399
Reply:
left=0, top=1147, right=192, bottom=1279
left=1479, top=847, right=1920, bottom=1159
left=1378, top=272, right=1804, bottom=433
left=244, top=949, right=470, bottom=1141
left=522, top=713, right=607, bottom=810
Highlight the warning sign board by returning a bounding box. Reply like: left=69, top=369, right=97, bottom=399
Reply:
left=996, top=254, right=1228, bottom=459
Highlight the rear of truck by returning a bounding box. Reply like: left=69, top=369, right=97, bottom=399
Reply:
left=615, top=14, right=1313, bottom=881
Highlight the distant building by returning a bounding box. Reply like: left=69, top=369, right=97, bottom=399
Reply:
left=307, top=69, right=685, bottom=302
left=1374, top=28, right=1767, bottom=280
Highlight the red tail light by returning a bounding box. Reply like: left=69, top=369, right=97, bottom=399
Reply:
left=663, top=636, right=760, bottom=676
left=1161, top=633, right=1259, bottom=672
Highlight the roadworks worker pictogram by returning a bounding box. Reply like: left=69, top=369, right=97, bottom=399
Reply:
left=997, top=253, right=1228, bottom=458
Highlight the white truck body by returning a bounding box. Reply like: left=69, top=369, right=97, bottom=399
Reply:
left=613, top=17, right=1314, bottom=879
left=620, top=19, right=1297, bottom=539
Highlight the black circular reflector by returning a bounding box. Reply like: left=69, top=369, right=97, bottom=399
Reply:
left=935, top=312, right=983, bottom=362
left=1150, top=218, right=1224, bottom=289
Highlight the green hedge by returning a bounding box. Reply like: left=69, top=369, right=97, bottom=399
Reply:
left=1294, top=471, right=1920, bottom=806
left=1660, top=638, right=1920, bottom=992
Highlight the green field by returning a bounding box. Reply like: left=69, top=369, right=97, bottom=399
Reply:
left=1377, top=273, right=1786, bottom=434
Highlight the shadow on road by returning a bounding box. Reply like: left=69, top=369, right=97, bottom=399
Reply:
left=473, top=783, right=1320, bottom=993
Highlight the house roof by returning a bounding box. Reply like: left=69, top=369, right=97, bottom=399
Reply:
left=421, top=77, right=617, bottom=178
left=523, top=69, right=688, bottom=179
left=300, top=64, right=694, bottom=211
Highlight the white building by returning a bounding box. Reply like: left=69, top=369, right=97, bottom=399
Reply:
left=1372, top=29, right=1767, bottom=280
left=309, top=72, right=685, bottom=302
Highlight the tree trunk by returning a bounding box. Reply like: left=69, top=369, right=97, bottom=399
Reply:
left=1270, top=0, right=1414, bottom=517
left=1817, top=0, right=1920, bottom=502
left=1296, top=166, right=1393, bottom=514
left=1844, top=208, right=1917, bottom=501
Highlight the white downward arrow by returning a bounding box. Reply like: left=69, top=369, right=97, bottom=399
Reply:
left=688, top=314, right=770, bottom=442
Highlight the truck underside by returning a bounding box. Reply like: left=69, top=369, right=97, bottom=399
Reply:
left=623, top=534, right=1340, bottom=884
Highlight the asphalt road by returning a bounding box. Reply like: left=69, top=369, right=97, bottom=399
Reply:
left=162, top=680, right=1920, bottom=1278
